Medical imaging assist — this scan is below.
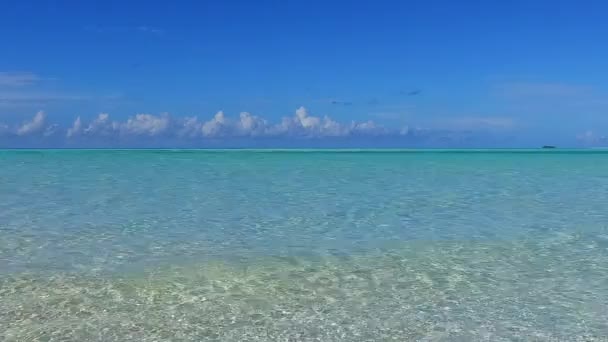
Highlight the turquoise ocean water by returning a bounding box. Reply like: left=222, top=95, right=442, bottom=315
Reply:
left=1, top=149, right=607, bottom=341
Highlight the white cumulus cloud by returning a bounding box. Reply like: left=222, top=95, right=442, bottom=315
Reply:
left=235, top=112, right=268, bottom=137
left=271, top=106, right=352, bottom=137
left=294, top=106, right=321, bottom=129
left=0, top=106, right=521, bottom=147
left=201, top=111, right=229, bottom=137
left=177, top=116, right=202, bottom=138
left=188, top=111, right=270, bottom=138
left=120, top=113, right=171, bottom=136
left=67, top=116, right=82, bottom=137
left=83, top=113, right=119, bottom=137
left=17, top=111, right=47, bottom=136
left=51, top=107, right=392, bottom=141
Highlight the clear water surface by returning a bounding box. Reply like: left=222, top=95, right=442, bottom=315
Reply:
left=1, top=149, right=607, bottom=341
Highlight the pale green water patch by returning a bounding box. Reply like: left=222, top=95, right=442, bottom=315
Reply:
left=2, top=236, right=607, bottom=341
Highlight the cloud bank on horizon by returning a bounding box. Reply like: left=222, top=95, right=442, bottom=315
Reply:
left=0, top=106, right=522, bottom=148
left=1, top=69, right=604, bottom=148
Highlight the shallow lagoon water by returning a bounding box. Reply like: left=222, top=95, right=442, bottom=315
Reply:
left=1, top=150, right=607, bottom=341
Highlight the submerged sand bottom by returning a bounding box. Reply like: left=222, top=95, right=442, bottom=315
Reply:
left=2, top=235, right=608, bottom=342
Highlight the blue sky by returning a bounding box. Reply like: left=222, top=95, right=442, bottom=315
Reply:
left=1, top=0, right=607, bottom=147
